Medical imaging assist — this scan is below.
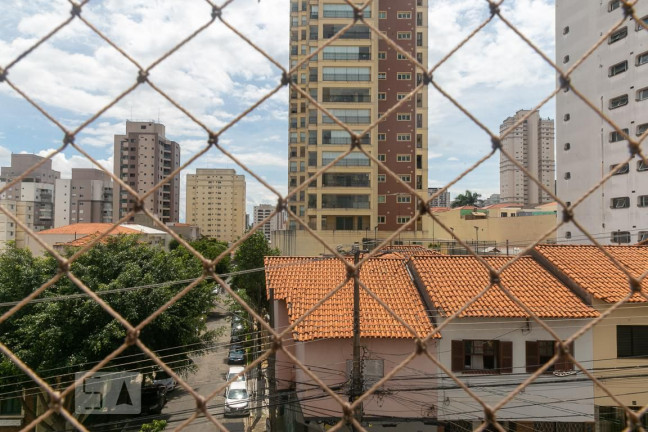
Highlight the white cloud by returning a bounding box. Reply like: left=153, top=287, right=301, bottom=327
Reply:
left=447, top=156, right=459, bottom=162
left=33, top=149, right=112, bottom=179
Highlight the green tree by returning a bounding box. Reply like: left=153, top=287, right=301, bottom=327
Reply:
left=451, top=189, right=482, bottom=208
left=231, top=231, right=279, bottom=313
left=140, top=420, right=167, bottom=432
left=0, top=236, right=218, bottom=429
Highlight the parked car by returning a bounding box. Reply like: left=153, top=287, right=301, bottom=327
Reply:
left=226, top=366, right=247, bottom=383
left=224, top=381, right=249, bottom=416
left=228, top=345, right=245, bottom=364
left=230, top=334, right=243, bottom=345
left=140, top=384, right=167, bottom=415
left=152, top=370, right=177, bottom=392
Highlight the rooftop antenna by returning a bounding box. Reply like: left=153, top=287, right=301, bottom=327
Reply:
left=157, top=109, right=160, bottom=124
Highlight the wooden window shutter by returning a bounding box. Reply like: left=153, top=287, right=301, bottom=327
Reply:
left=526, top=341, right=538, bottom=373
left=500, top=341, right=513, bottom=373
left=451, top=340, right=464, bottom=372
left=556, top=341, right=575, bottom=371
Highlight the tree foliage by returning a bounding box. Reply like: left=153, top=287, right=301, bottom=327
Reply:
left=0, top=235, right=228, bottom=427
left=231, top=231, right=279, bottom=312
left=451, top=189, right=482, bottom=208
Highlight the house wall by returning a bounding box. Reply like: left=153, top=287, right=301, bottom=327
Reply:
left=273, top=299, right=297, bottom=391
left=437, top=317, right=595, bottom=423
left=295, top=337, right=438, bottom=420
left=591, top=299, right=648, bottom=407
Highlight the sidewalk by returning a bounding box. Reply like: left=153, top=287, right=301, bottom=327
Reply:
left=247, top=372, right=269, bottom=432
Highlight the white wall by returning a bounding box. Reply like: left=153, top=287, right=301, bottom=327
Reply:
left=436, top=317, right=595, bottom=423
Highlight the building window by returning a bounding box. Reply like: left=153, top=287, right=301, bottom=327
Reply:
left=377, top=92, right=386, bottom=100
left=377, top=215, right=386, bottom=223
left=609, top=94, right=628, bottom=109
left=378, top=174, right=386, bottom=182
left=637, top=52, right=648, bottom=67
left=638, top=195, right=648, bottom=207
left=526, top=341, right=574, bottom=372
left=636, top=87, right=648, bottom=101
left=397, top=113, right=411, bottom=121
left=451, top=340, right=512, bottom=373
left=378, top=11, right=386, bottom=19
left=399, top=175, right=411, bottom=182
left=609, top=26, right=628, bottom=43
left=396, top=154, right=411, bottom=162
left=639, top=231, right=648, bottom=242
left=617, top=326, right=648, bottom=357
left=564, top=142, right=571, bottom=151
left=397, top=133, right=411, bottom=141
left=377, top=195, right=386, bottom=203
left=610, top=129, right=629, bottom=142
left=377, top=154, right=386, bottom=162
left=608, top=0, right=621, bottom=12
left=638, top=159, right=648, bottom=171
left=0, top=397, right=22, bottom=415
left=396, top=195, right=411, bottom=203
left=610, top=163, right=630, bottom=175
left=397, top=216, right=411, bottom=224
left=397, top=72, right=412, bottom=80
left=637, top=15, right=648, bottom=31
left=609, top=60, right=628, bottom=76
left=611, top=231, right=632, bottom=243
left=397, top=53, right=407, bottom=60
left=378, top=51, right=386, bottom=60
left=397, top=31, right=412, bottom=40
left=638, top=124, right=648, bottom=138
left=378, top=72, right=386, bottom=80
left=397, top=11, right=412, bottom=19
left=610, top=196, right=630, bottom=208
left=378, top=133, right=386, bottom=141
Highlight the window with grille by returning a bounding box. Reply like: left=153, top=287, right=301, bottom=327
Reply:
left=610, top=163, right=629, bottom=175
left=610, top=129, right=629, bottom=142
left=611, top=231, right=631, bottom=243
left=526, top=340, right=574, bottom=372
left=608, top=26, right=627, bottom=43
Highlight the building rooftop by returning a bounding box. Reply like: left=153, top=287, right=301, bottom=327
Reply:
left=39, top=223, right=139, bottom=235
left=265, top=257, right=436, bottom=341
left=534, top=244, right=648, bottom=303
left=377, top=245, right=439, bottom=258
left=409, top=255, right=599, bottom=319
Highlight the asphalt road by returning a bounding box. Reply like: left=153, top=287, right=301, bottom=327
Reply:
left=123, top=298, right=252, bottom=431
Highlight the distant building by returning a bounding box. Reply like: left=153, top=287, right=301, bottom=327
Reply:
left=0, top=154, right=60, bottom=248
left=555, top=1, right=648, bottom=245
left=166, top=222, right=201, bottom=242
left=483, top=193, right=501, bottom=207
left=499, top=110, right=555, bottom=206
left=55, top=168, right=112, bottom=227
left=113, top=121, right=180, bottom=224
left=186, top=169, right=246, bottom=243
left=428, top=187, right=451, bottom=208
left=253, top=204, right=274, bottom=241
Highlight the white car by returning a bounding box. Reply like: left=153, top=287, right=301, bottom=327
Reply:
left=224, top=381, right=249, bottom=416
left=152, top=370, right=177, bottom=392
left=226, top=366, right=246, bottom=384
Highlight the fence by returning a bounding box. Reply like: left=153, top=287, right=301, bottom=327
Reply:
left=0, top=0, right=647, bottom=431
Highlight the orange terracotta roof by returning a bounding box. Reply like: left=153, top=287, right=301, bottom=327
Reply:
left=56, top=232, right=110, bottom=247
left=265, top=256, right=436, bottom=341
left=378, top=245, right=440, bottom=257
left=409, top=255, right=599, bottom=318
left=534, top=244, right=648, bottom=303
left=39, top=223, right=139, bottom=235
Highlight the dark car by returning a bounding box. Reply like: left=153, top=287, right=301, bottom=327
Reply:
left=141, top=384, right=167, bottom=415
left=228, top=345, right=245, bottom=364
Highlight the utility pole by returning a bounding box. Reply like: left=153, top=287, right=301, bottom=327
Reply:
left=351, top=244, right=363, bottom=429
left=474, top=225, right=479, bottom=254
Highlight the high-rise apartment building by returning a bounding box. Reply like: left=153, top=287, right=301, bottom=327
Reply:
left=0, top=154, right=60, bottom=247
left=186, top=169, right=246, bottom=243
left=499, top=110, right=555, bottom=206
left=428, top=187, right=451, bottom=208
left=55, top=168, right=113, bottom=227
left=556, top=1, right=648, bottom=244
left=113, top=121, right=180, bottom=224
left=288, top=0, right=428, bottom=232
left=253, top=204, right=286, bottom=241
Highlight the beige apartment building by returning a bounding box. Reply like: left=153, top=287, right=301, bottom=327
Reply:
left=0, top=154, right=60, bottom=249
left=55, top=168, right=113, bottom=227
left=499, top=109, right=555, bottom=206
left=186, top=169, right=246, bottom=243
left=113, top=121, right=180, bottom=224
left=288, top=0, right=428, bottom=233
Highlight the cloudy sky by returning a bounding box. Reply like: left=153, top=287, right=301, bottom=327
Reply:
left=0, top=0, right=556, bottom=220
